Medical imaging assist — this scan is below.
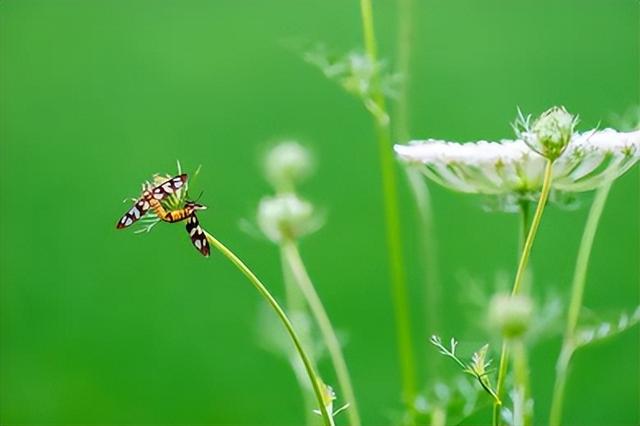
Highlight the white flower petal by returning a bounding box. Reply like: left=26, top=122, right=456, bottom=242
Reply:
left=395, top=129, right=640, bottom=195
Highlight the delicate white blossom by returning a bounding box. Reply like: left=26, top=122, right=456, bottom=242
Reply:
left=488, top=294, right=533, bottom=339
left=264, top=141, right=314, bottom=192
left=257, top=193, right=321, bottom=242
left=394, top=128, right=640, bottom=195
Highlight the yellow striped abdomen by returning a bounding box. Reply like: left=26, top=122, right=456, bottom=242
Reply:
left=149, top=198, right=191, bottom=223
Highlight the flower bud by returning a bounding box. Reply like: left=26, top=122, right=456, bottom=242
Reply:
left=257, top=193, right=318, bottom=242
left=264, top=141, right=314, bottom=192
left=488, top=293, right=533, bottom=339
left=522, top=106, right=578, bottom=160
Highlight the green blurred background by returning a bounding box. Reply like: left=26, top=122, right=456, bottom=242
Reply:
left=1, top=0, right=638, bottom=424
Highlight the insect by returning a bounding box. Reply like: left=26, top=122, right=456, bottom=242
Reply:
left=116, top=174, right=187, bottom=229
left=150, top=199, right=210, bottom=257
left=117, top=173, right=210, bottom=257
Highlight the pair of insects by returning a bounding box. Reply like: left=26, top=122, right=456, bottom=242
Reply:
left=116, top=174, right=210, bottom=256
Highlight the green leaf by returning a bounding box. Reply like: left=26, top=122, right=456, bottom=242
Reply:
left=575, top=306, right=640, bottom=349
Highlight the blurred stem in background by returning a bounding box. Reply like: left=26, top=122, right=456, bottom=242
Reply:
left=548, top=181, right=612, bottom=426
left=204, top=232, right=334, bottom=426
left=261, top=141, right=360, bottom=425
left=394, top=0, right=442, bottom=379
left=512, top=340, right=531, bottom=426
left=358, top=0, right=418, bottom=408
left=493, top=159, right=554, bottom=426
left=406, top=171, right=439, bottom=367
left=280, top=249, right=318, bottom=426
left=394, top=0, right=413, bottom=143
left=281, top=239, right=361, bottom=426
left=514, top=200, right=532, bottom=426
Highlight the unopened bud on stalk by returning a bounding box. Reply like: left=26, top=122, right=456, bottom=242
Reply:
left=264, top=141, right=314, bottom=192
left=257, top=193, right=319, bottom=243
left=488, top=293, right=533, bottom=339
left=522, top=106, right=578, bottom=161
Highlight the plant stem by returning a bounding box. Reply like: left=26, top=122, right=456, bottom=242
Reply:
left=394, top=0, right=413, bottom=143
left=359, top=0, right=417, bottom=406
left=281, top=247, right=305, bottom=313
left=431, top=406, right=447, bottom=426
left=280, top=247, right=318, bottom=426
left=407, top=169, right=440, bottom=364
left=493, top=159, right=555, bottom=426
left=511, top=159, right=553, bottom=297
left=205, top=232, right=333, bottom=426
left=492, top=340, right=509, bottom=426
left=282, top=239, right=362, bottom=426
left=512, top=340, right=531, bottom=426
left=548, top=181, right=612, bottom=426
left=519, top=200, right=531, bottom=254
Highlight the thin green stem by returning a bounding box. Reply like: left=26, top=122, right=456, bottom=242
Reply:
left=281, top=246, right=306, bottom=313
left=548, top=181, right=612, bottom=426
left=492, top=340, right=508, bottom=426
left=394, top=0, right=413, bottom=143
left=491, top=206, right=530, bottom=424
left=512, top=160, right=553, bottom=297
left=407, top=169, right=440, bottom=371
left=493, top=159, right=555, bottom=426
left=205, top=232, right=333, bottom=426
left=512, top=340, right=531, bottom=426
left=279, top=247, right=318, bottom=426
left=359, top=0, right=417, bottom=406
left=519, top=200, right=531, bottom=254
left=282, top=239, right=362, bottom=426
left=395, top=0, right=435, bottom=382
left=431, top=406, right=447, bottom=426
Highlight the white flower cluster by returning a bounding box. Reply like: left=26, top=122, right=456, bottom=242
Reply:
left=256, top=141, right=322, bottom=242
left=394, top=129, right=640, bottom=195
left=264, top=141, right=314, bottom=192
left=258, top=193, right=318, bottom=243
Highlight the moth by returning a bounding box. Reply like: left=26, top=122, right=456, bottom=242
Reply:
left=116, top=173, right=210, bottom=257
left=116, top=174, right=187, bottom=229
left=151, top=199, right=210, bottom=257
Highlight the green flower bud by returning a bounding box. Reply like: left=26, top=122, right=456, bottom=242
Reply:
left=264, top=141, right=314, bottom=192
left=488, top=293, right=533, bottom=339
left=522, top=106, right=578, bottom=161
left=257, top=193, right=319, bottom=242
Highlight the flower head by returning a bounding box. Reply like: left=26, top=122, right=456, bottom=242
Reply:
left=394, top=128, right=640, bottom=196
left=488, top=294, right=533, bottom=339
left=257, top=193, right=321, bottom=242
left=304, top=45, right=400, bottom=125
left=264, top=141, right=314, bottom=192
left=516, top=106, right=578, bottom=160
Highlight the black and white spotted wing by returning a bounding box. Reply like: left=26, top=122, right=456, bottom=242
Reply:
left=116, top=174, right=187, bottom=229
left=149, top=174, right=188, bottom=201
left=116, top=197, right=152, bottom=229
left=185, top=214, right=210, bottom=257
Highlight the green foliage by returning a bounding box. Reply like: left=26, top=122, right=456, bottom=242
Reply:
left=304, top=44, right=401, bottom=124
left=430, top=336, right=501, bottom=405
left=575, top=306, right=640, bottom=350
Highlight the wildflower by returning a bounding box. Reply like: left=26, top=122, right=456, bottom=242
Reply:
left=488, top=294, right=533, bottom=339
left=304, top=45, right=400, bottom=125
left=265, top=141, right=314, bottom=192
left=394, top=128, right=640, bottom=196
left=516, top=106, right=578, bottom=160
left=257, top=193, right=321, bottom=242
left=430, top=336, right=501, bottom=404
